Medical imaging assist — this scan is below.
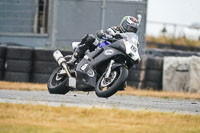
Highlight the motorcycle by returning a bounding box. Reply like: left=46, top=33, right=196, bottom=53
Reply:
left=47, top=32, right=140, bottom=98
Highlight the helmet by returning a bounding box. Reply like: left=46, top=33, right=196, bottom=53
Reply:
left=120, top=16, right=139, bottom=33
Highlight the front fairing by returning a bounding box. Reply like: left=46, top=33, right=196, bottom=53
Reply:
left=119, top=32, right=140, bottom=61
left=75, top=46, right=127, bottom=90
left=75, top=33, right=140, bottom=90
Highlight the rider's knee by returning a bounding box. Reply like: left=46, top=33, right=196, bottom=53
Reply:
left=86, top=34, right=96, bottom=45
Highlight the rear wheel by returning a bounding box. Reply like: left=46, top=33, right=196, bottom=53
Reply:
left=48, top=66, right=70, bottom=94
left=95, top=67, right=128, bottom=98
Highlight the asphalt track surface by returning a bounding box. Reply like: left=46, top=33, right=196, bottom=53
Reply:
left=0, top=89, right=200, bottom=114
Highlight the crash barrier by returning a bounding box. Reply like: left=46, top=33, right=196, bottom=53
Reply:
left=0, top=45, right=72, bottom=83
left=32, top=48, right=57, bottom=83
left=145, top=48, right=200, bottom=57
left=32, top=49, right=72, bottom=83
left=145, top=56, right=163, bottom=90
left=127, top=56, right=163, bottom=90
left=0, top=45, right=200, bottom=91
left=0, top=46, right=6, bottom=80
left=4, top=46, right=33, bottom=82
left=163, top=56, right=200, bottom=93
left=128, top=48, right=200, bottom=90
left=127, top=55, right=146, bottom=89
left=147, top=41, right=200, bottom=52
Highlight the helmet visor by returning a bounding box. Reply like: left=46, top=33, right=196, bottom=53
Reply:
left=127, top=25, right=138, bottom=33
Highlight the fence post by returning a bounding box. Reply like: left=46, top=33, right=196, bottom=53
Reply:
left=50, top=0, right=58, bottom=48
left=101, top=0, right=106, bottom=29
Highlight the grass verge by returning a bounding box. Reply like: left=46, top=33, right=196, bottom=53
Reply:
left=0, top=103, right=200, bottom=133
left=0, top=81, right=47, bottom=91
left=0, top=81, right=200, bottom=100
left=117, top=87, right=200, bottom=100
left=146, top=35, right=200, bottom=48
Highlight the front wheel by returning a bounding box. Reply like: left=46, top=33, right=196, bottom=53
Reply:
left=95, top=67, right=129, bottom=98
left=48, top=66, right=70, bottom=94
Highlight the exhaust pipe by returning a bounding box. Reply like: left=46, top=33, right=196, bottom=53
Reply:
left=53, top=50, right=71, bottom=77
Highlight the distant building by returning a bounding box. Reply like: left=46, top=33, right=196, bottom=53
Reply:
left=0, top=0, right=147, bottom=53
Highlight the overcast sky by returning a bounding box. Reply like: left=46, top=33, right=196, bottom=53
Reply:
left=146, top=0, right=200, bottom=36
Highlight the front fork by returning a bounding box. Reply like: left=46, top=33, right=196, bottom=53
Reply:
left=105, top=60, right=115, bottom=78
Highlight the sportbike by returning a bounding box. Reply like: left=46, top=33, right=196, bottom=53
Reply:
left=47, top=32, right=140, bottom=98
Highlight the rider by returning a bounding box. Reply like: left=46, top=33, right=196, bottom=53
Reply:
left=67, top=16, right=140, bottom=66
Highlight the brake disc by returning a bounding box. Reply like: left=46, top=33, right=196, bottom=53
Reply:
left=101, top=71, right=117, bottom=87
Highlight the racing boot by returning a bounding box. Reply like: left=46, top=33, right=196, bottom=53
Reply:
left=67, top=34, right=96, bottom=67
left=67, top=44, right=87, bottom=67
left=67, top=51, right=79, bottom=67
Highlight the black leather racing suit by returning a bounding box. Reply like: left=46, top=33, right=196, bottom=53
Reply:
left=74, top=26, right=122, bottom=59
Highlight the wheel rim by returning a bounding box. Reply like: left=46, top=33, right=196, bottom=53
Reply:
left=101, top=71, right=117, bottom=87
left=55, top=69, right=66, bottom=81
left=51, top=67, right=67, bottom=87
left=99, top=71, right=118, bottom=91
left=55, top=74, right=63, bottom=81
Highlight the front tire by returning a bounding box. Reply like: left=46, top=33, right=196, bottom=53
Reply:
left=48, top=66, right=70, bottom=94
left=95, top=67, right=128, bottom=98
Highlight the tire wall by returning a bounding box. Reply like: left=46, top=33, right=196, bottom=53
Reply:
left=32, top=48, right=72, bottom=83
left=145, top=56, right=163, bottom=90
left=127, top=55, right=164, bottom=90
left=32, top=48, right=56, bottom=83
left=4, top=46, right=33, bottom=82
left=127, top=55, right=147, bottom=89
left=0, top=46, right=72, bottom=83
left=0, top=46, right=6, bottom=80
left=143, top=48, right=200, bottom=90
left=4, top=46, right=198, bottom=91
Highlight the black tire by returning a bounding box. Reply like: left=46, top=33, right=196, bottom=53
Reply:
left=47, top=66, right=70, bottom=94
left=127, top=81, right=145, bottom=89
left=147, top=56, right=163, bottom=70
left=34, top=48, right=55, bottom=61
left=6, top=46, right=33, bottom=60
left=0, top=71, right=3, bottom=80
left=95, top=67, right=129, bottom=98
left=135, top=55, right=147, bottom=70
left=146, top=69, right=162, bottom=83
left=4, top=72, right=30, bottom=82
left=34, top=48, right=72, bottom=62
left=145, top=81, right=162, bottom=90
left=33, top=61, right=57, bottom=74
left=5, top=60, right=32, bottom=73
left=32, top=73, right=51, bottom=83
left=0, top=59, right=5, bottom=71
left=0, top=46, right=6, bottom=58
left=127, top=69, right=145, bottom=82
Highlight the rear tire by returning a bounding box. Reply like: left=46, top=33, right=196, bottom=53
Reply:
left=48, top=66, right=70, bottom=94
left=95, top=67, right=128, bottom=98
